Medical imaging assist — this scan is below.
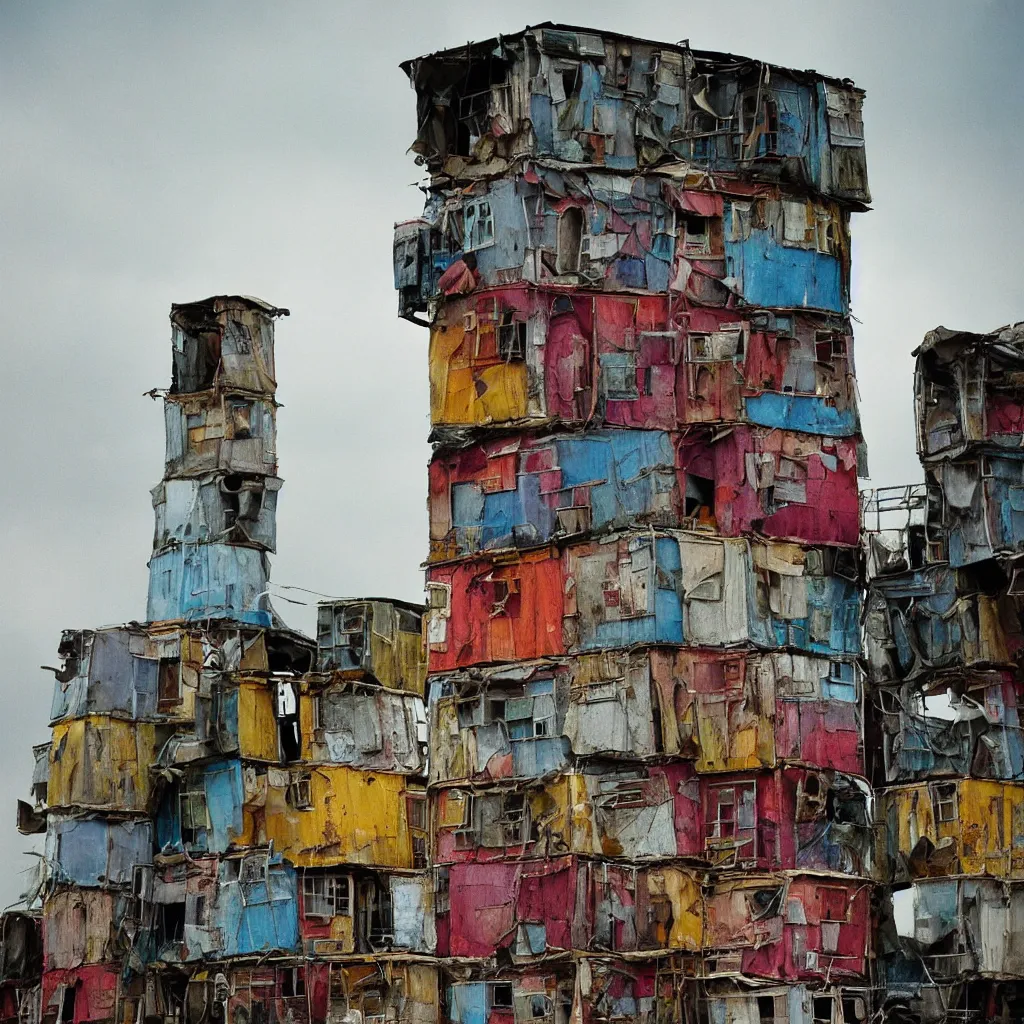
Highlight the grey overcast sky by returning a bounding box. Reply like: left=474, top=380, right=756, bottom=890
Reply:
left=1, top=0, right=1022, bottom=904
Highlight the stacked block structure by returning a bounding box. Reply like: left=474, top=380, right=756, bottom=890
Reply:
left=22, top=298, right=438, bottom=1024
left=395, top=23, right=876, bottom=1024
left=862, top=323, right=1024, bottom=1022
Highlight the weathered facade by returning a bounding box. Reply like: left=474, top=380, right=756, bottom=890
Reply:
left=19, top=19, right=1022, bottom=1024
left=21, top=298, right=437, bottom=1024
left=397, top=23, right=873, bottom=1024
left=863, top=322, right=1024, bottom=1022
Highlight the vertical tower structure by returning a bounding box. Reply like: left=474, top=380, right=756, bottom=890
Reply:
left=396, top=24, right=875, bottom=1024
left=863, top=323, right=1024, bottom=1021
left=147, top=295, right=287, bottom=627
left=24, top=298, right=440, bottom=1024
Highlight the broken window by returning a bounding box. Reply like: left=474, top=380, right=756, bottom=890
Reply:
left=302, top=873, right=351, bottom=918
left=488, top=577, right=521, bottom=618
left=932, top=782, right=958, bottom=823
left=179, top=779, right=208, bottom=847
left=705, top=782, right=756, bottom=859
left=453, top=792, right=476, bottom=849
left=464, top=200, right=494, bottom=251
left=497, top=312, right=527, bottom=361
left=556, top=208, right=584, bottom=274
left=682, top=216, right=711, bottom=257
left=239, top=851, right=269, bottom=887
left=603, top=353, right=639, bottom=400
left=816, top=331, right=846, bottom=364
left=287, top=772, right=313, bottom=810
left=598, top=777, right=646, bottom=808
left=158, top=657, right=182, bottom=711
left=738, top=90, right=779, bottom=155
left=498, top=793, right=527, bottom=844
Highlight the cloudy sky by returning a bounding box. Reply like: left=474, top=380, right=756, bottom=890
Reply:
left=1, top=0, right=1022, bottom=905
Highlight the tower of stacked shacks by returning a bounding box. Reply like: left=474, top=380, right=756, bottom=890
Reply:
left=862, top=323, right=1024, bottom=1023
left=19, top=296, right=439, bottom=1024
left=395, top=23, right=876, bottom=1024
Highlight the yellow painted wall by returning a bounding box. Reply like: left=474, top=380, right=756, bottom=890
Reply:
left=48, top=716, right=156, bottom=811
left=429, top=321, right=528, bottom=426
left=258, top=766, right=419, bottom=868
left=237, top=678, right=279, bottom=761
left=648, top=867, right=703, bottom=951
left=885, top=780, right=1024, bottom=877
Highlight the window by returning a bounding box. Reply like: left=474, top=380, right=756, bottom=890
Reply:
left=705, top=782, right=757, bottom=857
left=454, top=792, right=476, bottom=849
left=816, top=331, right=846, bottom=363
left=598, top=776, right=646, bottom=809
left=498, top=313, right=526, bottom=361
left=407, top=795, right=427, bottom=831
left=499, top=794, right=527, bottom=844
left=229, top=400, right=253, bottom=439
left=302, top=873, right=352, bottom=918
left=933, top=783, right=957, bottom=823
left=239, top=851, right=269, bottom=886
left=288, top=772, right=313, bottom=810
left=812, top=996, right=833, bottom=1024
left=490, top=985, right=514, bottom=1011
left=464, top=200, right=494, bottom=251
left=757, top=996, right=776, bottom=1024
left=280, top=968, right=305, bottom=999
left=682, top=216, right=710, bottom=257
left=158, top=657, right=181, bottom=710
left=602, top=353, right=638, bottom=401
left=179, top=779, right=208, bottom=846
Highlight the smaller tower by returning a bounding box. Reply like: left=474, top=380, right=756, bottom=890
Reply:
left=146, top=295, right=288, bottom=626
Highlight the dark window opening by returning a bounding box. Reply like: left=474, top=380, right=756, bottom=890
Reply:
left=280, top=969, right=305, bottom=999
left=757, top=996, right=775, bottom=1024
left=159, top=903, right=186, bottom=948
left=59, top=987, right=76, bottom=1024
left=491, top=984, right=514, bottom=1011
left=682, top=216, right=710, bottom=256
left=561, top=65, right=581, bottom=100
left=812, top=996, right=833, bottom=1023
left=685, top=475, right=715, bottom=517
left=158, top=657, right=181, bottom=710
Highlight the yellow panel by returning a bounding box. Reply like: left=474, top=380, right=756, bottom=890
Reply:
left=237, top=679, right=278, bottom=761
left=48, top=717, right=155, bottom=812
left=654, top=868, right=703, bottom=951
left=260, top=766, right=417, bottom=868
